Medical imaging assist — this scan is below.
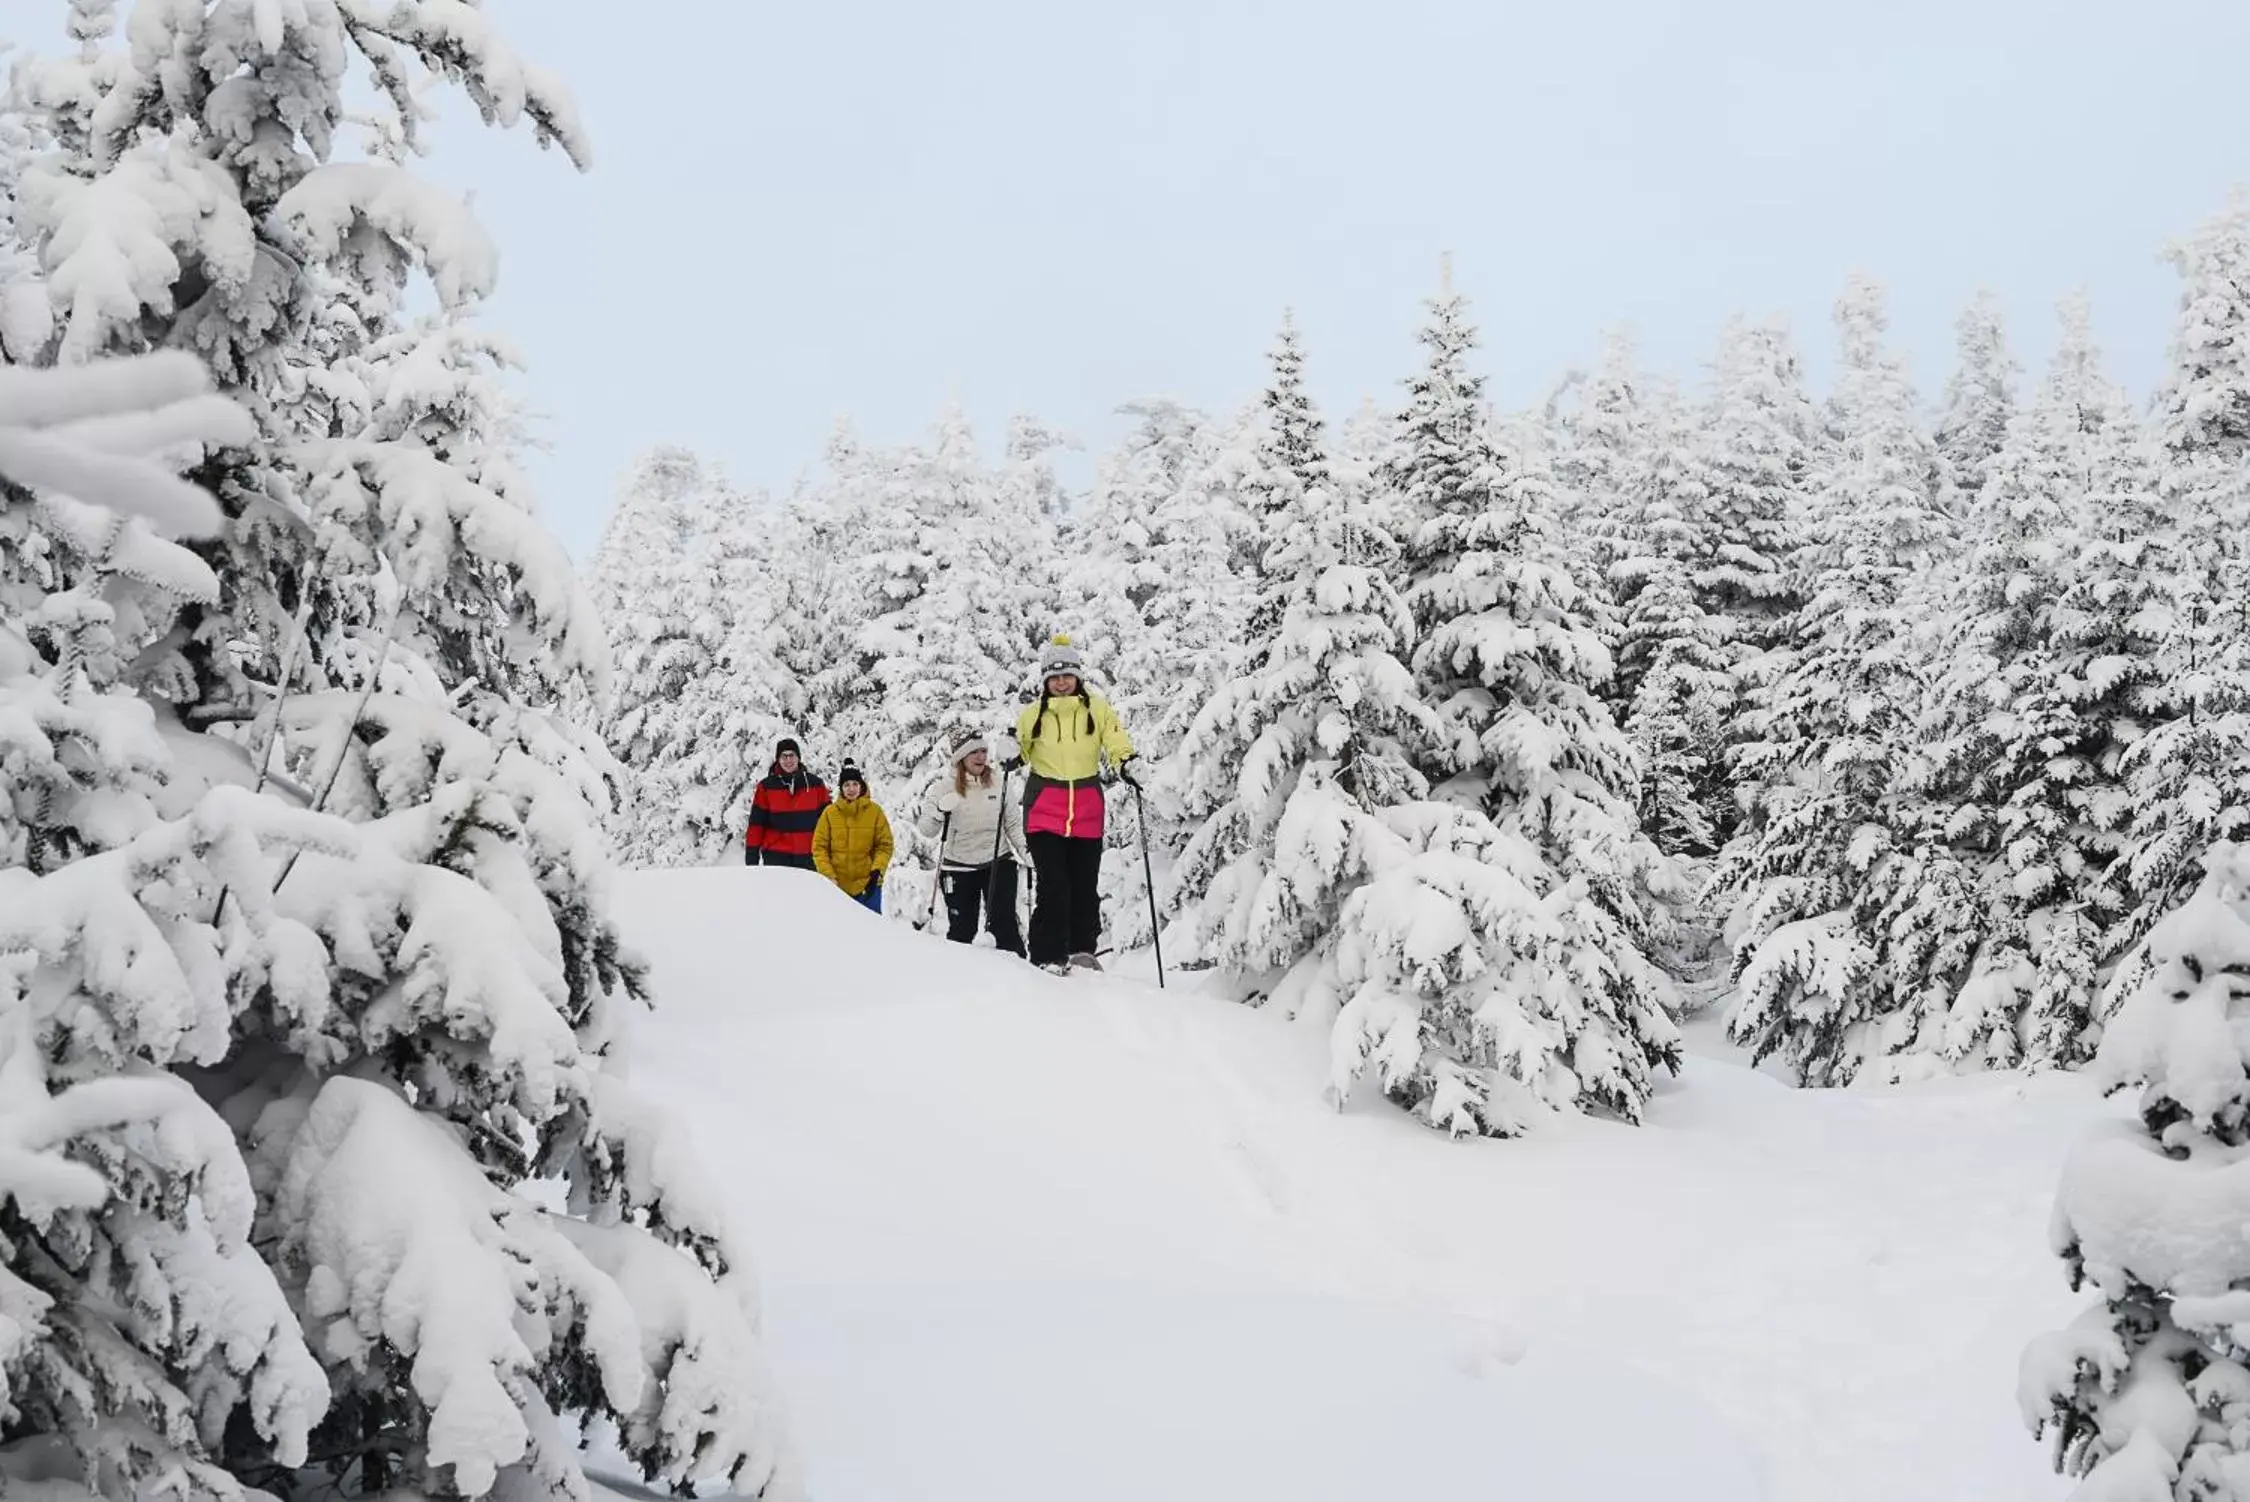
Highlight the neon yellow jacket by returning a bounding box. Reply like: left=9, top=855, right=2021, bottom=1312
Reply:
left=1016, top=690, right=1135, bottom=785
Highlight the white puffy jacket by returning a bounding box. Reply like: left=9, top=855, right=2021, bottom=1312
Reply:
left=917, top=771, right=1028, bottom=869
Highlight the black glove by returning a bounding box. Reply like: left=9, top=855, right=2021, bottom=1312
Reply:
left=868, top=871, right=883, bottom=889
left=1002, top=755, right=1023, bottom=773
left=1114, top=756, right=1143, bottom=788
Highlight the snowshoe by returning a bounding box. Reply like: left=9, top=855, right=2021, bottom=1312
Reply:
left=1069, top=952, right=1103, bottom=972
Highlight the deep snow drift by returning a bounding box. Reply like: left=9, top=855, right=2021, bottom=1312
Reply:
left=607, top=866, right=2110, bottom=1501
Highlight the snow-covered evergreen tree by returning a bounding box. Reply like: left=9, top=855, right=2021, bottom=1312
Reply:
left=1336, top=391, right=1409, bottom=573
left=2112, top=195, right=2250, bottom=952
left=1932, top=288, right=2019, bottom=518
left=588, top=447, right=702, bottom=631
left=1237, top=313, right=1332, bottom=586
left=993, top=413, right=1070, bottom=682
left=1328, top=797, right=1685, bottom=1137
left=1719, top=274, right=1946, bottom=1086
left=593, top=447, right=745, bottom=866
left=1398, top=290, right=1679, bottom=968
left=997, top=412, right=1070, bottom=533
left=594, top=455, right=794, bottom=868
left=1612, top=391, right=1730, bottom=858
left=1172, top=501, right=1430, bottom=1009
left=693, top=498, right=805, bottom=842
left=803, top=424, right=928, bottom=779
left=1171, top=317, right=1426, bottom=1004
left=0, top=62, right=52, bottom=362
left=1121, top=400, right=1253, bottom=753
left=993, top=412, right=1067, bottom=667
left=1057, top=408, right=1164, bottom=709
left=1679, top=315, right=1818, bottom=858
left=2023, top=840, right=2250, bottom=1495
left=1165, top=316, right=1344, bottom=922
left=2, top=9, right=798, bottom=1497
left=867, top=409, right=1051, bottom=790
left=1068, top=398, right=1252, bottom=949
left=1550, top=326, right=1649, bottom=586
left=1385, top=276, right=1495, bottom=550
left=1332, top=282, right=1684, bottom=1131
left=770, top=422, right=874, bottom=771
left=0, top=355, right=329, bottom=1502
left=1880, top=294, right=2150, bottom=1074
left=1609, top=386, right=1713, bottom=697
left=1692, top=314, right=1816, bottom=662
left=1812, top=274, right=1953, bottom=581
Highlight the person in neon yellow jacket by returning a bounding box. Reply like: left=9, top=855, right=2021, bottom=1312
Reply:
left=1011, top=636, right=1140, bottom=975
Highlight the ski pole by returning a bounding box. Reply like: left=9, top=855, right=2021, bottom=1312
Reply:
left=923, top=811, right=951, bottom=931
left=1132, top=781, right=1165, bottom=990
left=989, top=762, right=1013, bottom=937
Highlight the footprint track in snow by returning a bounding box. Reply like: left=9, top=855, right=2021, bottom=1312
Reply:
left=1079, top=979, right=1295, bottom=1220
left=1070, top=971, right=1533, bottom=1345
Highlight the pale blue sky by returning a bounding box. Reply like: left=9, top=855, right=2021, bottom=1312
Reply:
left=11, top=0, right=2250, bottom=557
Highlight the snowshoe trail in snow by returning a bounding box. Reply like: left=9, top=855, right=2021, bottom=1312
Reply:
left=614, top=872, right=2115, bottom=1502
left=1063, top=969, right=1291, bottom=1221
left=1074, top=968, right=1453, bottom=1294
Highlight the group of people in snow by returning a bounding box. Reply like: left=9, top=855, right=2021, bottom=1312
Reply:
left=742, top=739, right=895, bottom=911
left=740, top=638, right=1142, bottom=976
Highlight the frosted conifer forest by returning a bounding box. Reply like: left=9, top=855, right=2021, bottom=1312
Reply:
left=5, top=1, right=2250, bottom=1498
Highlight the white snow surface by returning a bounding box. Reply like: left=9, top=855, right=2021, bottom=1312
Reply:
left=612, top=866, right=2110, bottom=1501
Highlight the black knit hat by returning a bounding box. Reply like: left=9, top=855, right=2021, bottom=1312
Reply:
left=837, top=765, right=867, bottom=792
left=775, top=737, right=801, bottom=758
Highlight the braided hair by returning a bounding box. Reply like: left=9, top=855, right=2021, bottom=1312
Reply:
left=1029, top=686, right=1095, bottom=741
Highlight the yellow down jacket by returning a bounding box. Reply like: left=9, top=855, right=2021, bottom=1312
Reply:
left=812, top=796, right=893, bottom=897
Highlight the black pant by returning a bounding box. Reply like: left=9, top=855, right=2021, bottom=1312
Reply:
left=1027, top=833, right=1103, bottom=967
left=941, top=859, right=1024, bottom=955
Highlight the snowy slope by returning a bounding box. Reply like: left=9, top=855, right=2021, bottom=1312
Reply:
left=610, top=867, right=2108, bottom=1501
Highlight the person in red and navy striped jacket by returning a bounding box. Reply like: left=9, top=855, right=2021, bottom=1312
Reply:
left=744, top=738, right=831, bottom=869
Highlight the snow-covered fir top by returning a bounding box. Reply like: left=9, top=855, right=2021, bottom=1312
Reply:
left=1932, top=287, right=2020, bottom=514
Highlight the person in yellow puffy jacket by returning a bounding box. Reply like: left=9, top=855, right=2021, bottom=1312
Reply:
left=811, top=765, right=894, bottom=912
left=1010, top=636, right=1139, bottom=975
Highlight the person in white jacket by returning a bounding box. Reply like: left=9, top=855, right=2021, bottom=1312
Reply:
left=918, top=733, right=1029, bottom=955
